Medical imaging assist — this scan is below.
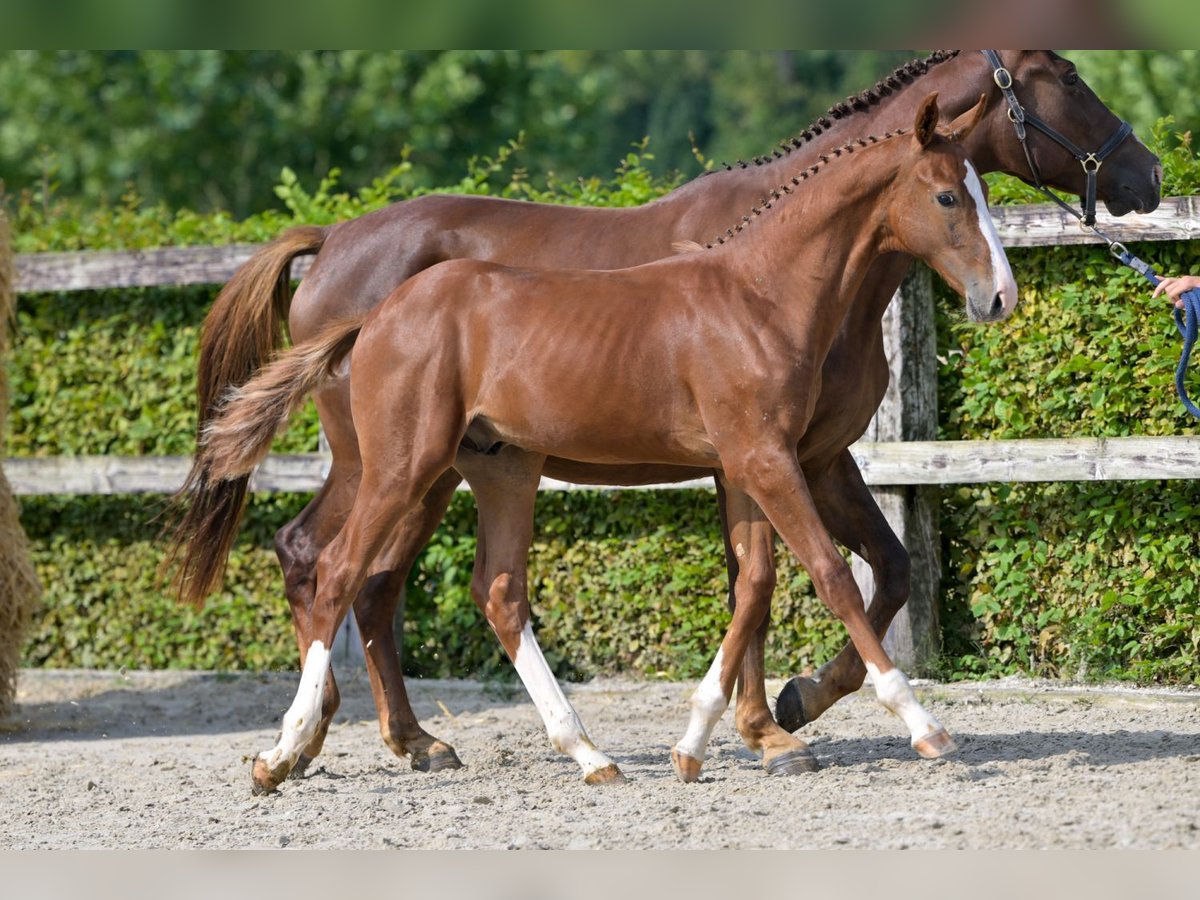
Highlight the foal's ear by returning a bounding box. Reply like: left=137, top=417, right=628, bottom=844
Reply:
left=944, top=94, right=989, bottom=144
left=914, top=92, right=939, bottom=147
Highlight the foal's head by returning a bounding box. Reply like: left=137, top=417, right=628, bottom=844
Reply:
left=887, top=93, right=1018, bottom=324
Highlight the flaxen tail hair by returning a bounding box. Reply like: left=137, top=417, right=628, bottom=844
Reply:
left=201, top=317, right=363, bottom=482
left=160, top=226, right=329, bottom=606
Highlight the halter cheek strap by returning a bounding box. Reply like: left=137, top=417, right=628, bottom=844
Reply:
left=982, top=50, right=1133, bottom=228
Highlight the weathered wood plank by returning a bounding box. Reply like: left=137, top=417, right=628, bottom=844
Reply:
left=11, top=197, right=1200, bottom=293
left=990, top=196, right=1200, bottom=248
left=14, top=244, right=313, bottom=294
left=848, top=435, right=1200, bottom=484
left=7, top=437, right=1200, bottom=496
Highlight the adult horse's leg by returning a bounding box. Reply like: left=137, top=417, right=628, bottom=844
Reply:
left=727, top=446, right=955, bottom=761
left=353, top=468, right=465, bottom=773
left=774, top=449, right=911, bottom=733
left=712, top=481, right=819, bottom=776
left=459, top=447, right=625, bottom=785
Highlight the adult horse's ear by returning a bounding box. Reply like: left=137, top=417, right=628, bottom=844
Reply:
left=945, top=94, right=989, bottom=144
left=914, top=92, right=939, bottom=147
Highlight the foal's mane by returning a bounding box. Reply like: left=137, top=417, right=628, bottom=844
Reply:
left=710, top=50, right=959, bottom=173
left=691, top=128, right=908, bottom=250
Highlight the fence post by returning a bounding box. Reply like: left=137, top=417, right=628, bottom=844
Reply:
left=850, top=264, right=941, bottom=672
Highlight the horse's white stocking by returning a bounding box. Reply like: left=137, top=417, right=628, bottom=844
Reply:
left=867, top=662, right=956, bottom=756
left=256, top=640, right=331, bottom=778
left=672, top=647, right=728, bottom=776
left=510, top=622, right=621, bottom=783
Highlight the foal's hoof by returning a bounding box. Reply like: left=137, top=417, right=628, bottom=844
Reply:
left=774, top=677, right=814, bottom=733
left=670, top=748, right=703, bottom=784
left=411, top=742, right=464, bottom=773
left=765, top=747, right=820, bottom=776
left=288, top=754, right=314, bottom=780
left=584, top=764, right=627, bottom=786
left=250, top=755, right=289, bottom=796
left=913, top=728, right=958, bottom=759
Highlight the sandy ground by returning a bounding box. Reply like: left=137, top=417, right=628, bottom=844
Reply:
left=0, top=668, right=1197, bottom=849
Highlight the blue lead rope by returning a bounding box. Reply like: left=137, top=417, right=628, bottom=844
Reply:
left=1109, top=244, right=1200, bottom=419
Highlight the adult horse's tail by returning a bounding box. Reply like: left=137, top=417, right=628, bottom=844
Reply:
left=162, top=226, right=327, bottom=606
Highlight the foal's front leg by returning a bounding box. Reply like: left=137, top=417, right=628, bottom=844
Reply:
left=775, top=449, right=915, bottom=734
left=728, top=446, right=956, bottom=761
left=460, top=447, right=625, bottom=785
left=708, top=481, right=819, bottom=778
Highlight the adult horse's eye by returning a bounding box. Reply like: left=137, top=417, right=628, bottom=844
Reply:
left=1063, top=70, right=1079, bottom=86
left=937, top=193, right=955, bottom=208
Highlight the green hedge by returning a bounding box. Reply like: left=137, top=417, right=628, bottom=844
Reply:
left=936, top=238, right=1200, bottom=684
left=7, top=127, right=1200, bottom=683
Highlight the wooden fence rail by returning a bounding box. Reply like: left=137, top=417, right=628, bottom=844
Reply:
left=7, top=196, right=1200, bottom=669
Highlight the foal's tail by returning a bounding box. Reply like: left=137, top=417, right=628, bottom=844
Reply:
left=160, top=225, right=330, bottom=606
left=200, top=317, right=364, bottom=482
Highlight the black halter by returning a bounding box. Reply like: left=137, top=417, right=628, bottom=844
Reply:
left=982, top=50, right=1133, bottom=228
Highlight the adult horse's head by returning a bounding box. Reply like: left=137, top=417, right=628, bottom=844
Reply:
left=887, top=93, right=1018, bottom=324
left=965, top=51, right=1161, bottom=219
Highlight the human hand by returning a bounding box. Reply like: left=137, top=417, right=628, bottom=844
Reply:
left=1151, top=275, right=1200, bottom=309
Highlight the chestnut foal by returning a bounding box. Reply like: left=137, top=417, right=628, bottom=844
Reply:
left=167, top=52, right=1160, bottom=781
left=199, top=95, right=1017, bottom=792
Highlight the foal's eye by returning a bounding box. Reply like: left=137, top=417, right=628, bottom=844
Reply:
left=937, top=193, right=956, bottom=208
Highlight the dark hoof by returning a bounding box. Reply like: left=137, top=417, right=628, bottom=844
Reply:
left=288, top=754, right=314, bottom=780
left=774, top=678, right=810, bottom=733
left=411, top=745, right=464, bottom=773
left=765, top=747, right=820, bottom=776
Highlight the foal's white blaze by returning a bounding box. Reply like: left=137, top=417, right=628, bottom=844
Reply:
left=258, top=640, right=331, bottom=773
left=674, top=647, right=728, bottom=764
left=964, top=161, right=1019, bottom=316
left=866, top=662, right=946, bottom=745
left=511, top=621, right=616, bottom=778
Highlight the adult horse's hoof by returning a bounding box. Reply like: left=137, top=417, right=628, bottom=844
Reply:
left=250, top=755, right=289, bottom=795
left=288, top=754, right=314, bottom=780
left=584, top=764, right=627, bottom=786
left=764, top=747, right=820, bottom=776
left=913, top=728, right=958, bottom=759
left=670, top=748, right=703, bottom=783
left=774, top=677, right=813, bottom=733
left=411, top=742, right=464, bottom=773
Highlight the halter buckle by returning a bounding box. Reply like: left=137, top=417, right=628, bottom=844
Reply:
left=1006, top=105, right=1025, bottom=125
left=1081, top=153, right=1102, bottom=174
left=993, top=67, right=1013, bottom=90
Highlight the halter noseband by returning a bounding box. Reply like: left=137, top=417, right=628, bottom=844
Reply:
left=982, top=50, right=1133, bottom=228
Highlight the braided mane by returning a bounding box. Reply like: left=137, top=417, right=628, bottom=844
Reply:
left=712, top=50, right=959, bottom=172
left=701, top=129, right=908, bottom=249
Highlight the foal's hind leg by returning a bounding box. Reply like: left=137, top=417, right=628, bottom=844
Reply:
left=460, top=447, right=625, bottom=785
left=726, top=446, right=955, bottom=762
left=712, top=481, right=818, bottom=776
left=773, top=449, right=914, bottom=734
left=274, top=469, right=356, bottom=778
left=353, top=468, right=465, bottom=773
left=671, top=479, right=788, bottom=783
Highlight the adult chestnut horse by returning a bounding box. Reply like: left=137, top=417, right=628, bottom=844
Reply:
left=197, top=94, right=1017, bottom=791
left=166, top=51, right=1161, bottom=778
